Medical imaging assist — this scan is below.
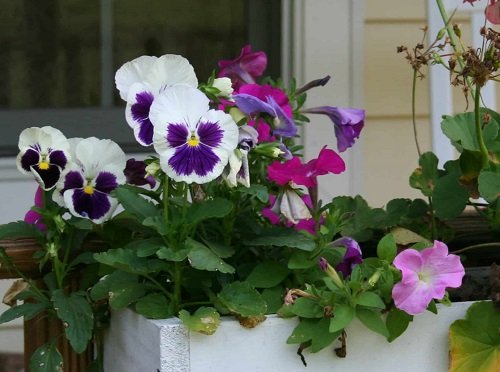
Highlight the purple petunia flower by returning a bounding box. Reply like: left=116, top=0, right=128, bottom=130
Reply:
left=115, top=55, right=198, bottom=146
left=217, top=45, right=267, bottom=90
left=16, top=126, right=71, bottom=190
left=124, top=158, right=156, bottom=189
left=302, top=106, right=365, bottom=152
left=55, top=137, right=126, bottom=224
left=149, top=85, right=239, bottom=184
left=330, top=237, right=363, bottom=277
left=392, top=241, right=465, bottom=315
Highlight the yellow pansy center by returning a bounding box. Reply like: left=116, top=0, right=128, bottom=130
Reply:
left=187, top=134, right=200, bottom=147
left=39, top=161, right=50, bottom=170
left=84, top=185, right=94, bottom=195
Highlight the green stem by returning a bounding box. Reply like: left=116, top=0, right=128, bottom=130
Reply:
left=428, top=197, right=438, bottom=240
left=142, top=274, right=173, bottom=300
left=172, top=262, right=183, bottom=312
left=163, top=175, right=169, bottom=225
left=411, top=69, right=422, bottom=157
left=474, top=84, right=490, bottom=168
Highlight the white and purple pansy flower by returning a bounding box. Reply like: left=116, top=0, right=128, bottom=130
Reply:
left=55, top=137, right=126, bottom=224
left=16, top=126, right=71, bottom=190
left=115, top=54, right=198, bottom=146
left=150, top=85, right=239, bottom=184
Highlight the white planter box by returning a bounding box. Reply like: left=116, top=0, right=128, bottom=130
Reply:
left=103, top=301, right=474, bottom=372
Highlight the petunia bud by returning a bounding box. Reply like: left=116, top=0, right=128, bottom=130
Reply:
left=212, top=77, right=234, bottom=97
left=145, top=161, right=161, bottom=178
left=319, top=257, right=345, bottom=289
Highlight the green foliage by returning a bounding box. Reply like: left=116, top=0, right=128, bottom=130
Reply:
left=356, top=308, right=389, bottom=338
left=329, top=304, right=355, bottom=333
left=376, top=234, right=397, bottom=263
left=90, top=271, right=146, bottom=310
left=386, top=307, right=413, bottom=342
left=135, top=293, right=171, bottom=319
left=186, top=238, right=235, bottom=274
left=93, top=248, right=165, bottom=274
left=0, top=221, right=43, bottom=240
left=287, top=318, right=340, bottom=353
left=29, top=341, right=63, bottom=372
left=178, top=307, right=221, bottom=335
left=478, top=171, right=500, bottom=202
left=246, top=261, right=289, bottom=288
left=0, top=301, right=49, bottom=324
left=186, top=198, right=233, bottom=225
left=449, top=301, right=500, bottom=372
left=217, top=282, right=267, bottom=317
left=246, top=229, right=316, bottom=251
left=112, top=186, right=160, bottom=222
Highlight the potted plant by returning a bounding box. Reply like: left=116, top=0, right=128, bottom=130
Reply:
left=0, top=1, right=499, bottom=372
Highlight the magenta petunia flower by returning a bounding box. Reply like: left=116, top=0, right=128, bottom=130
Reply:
left=267, top=146, right=345, bottom=188
left=331, top=237, right=363, bottom=277
left=262, top=194, right=318, bottom=234
left=486, top=0, right=500, bottom=24
left=303, top=106, right=365, bottom=152
left=24, top=186, right=46, bottom=231
left=392, top=241, right=465, bottom=315
left=217, top=45, right=267, bottom=90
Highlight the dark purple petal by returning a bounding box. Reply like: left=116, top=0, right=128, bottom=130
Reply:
left=331, top=237, right=363, bottom=277
left=233, top=94, right=276, bottom=116
left=124, top=158, right=156, bottom=188
left=20, top=148, right=40, bottom=172
left=131, top=91, right=155, bottom=146
left=267, top=96, right=297, bottom=137
left=169, top=143, right=220, bottom=177
left=63, top=171, right=85, bottom=192
left=32, top=165, right=61, bottom=190
left=318, top=257, right=329, bottom=272
left=334, top=122, right=364, bottom=153
left=48, top=150, right=68, bottom=169
left=197, top=121, right=223, bottom=148
left=72, top=189, right=111, bottom=221
left=95, top=171, right=119, bottom=194
left=167, top=123, right=189, bottom=148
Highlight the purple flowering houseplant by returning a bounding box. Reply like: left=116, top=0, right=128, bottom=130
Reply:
left=0, top=1, right=499, bottom=371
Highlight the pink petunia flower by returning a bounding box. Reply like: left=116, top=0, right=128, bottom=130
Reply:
left=267, top=146, right=345, bottom=188
left=217, top=45, right=267, bottom=90
left=486, top=0, right=500, bottom=24
left=24, top=186, right=46, bottom=231
left=392, top=241, right=465, bottom=315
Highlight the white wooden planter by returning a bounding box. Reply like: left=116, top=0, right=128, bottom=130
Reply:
left=103, top=301, right=474, bottom=372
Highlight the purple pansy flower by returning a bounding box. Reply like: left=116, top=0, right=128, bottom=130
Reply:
left=392, top=240, right=465, bottom=315
left=217, top=45, right=267, bottom=90
left=331, top=237, right=363, bottom=277
left=55, top=137, right=126, bottom=224
left=149, top=85, right=238, bottom=184
left=16, top=126, right=71, bottom=190
left=303, top=106, right=365, bottom=152
left=24, top=186, right=46, bottom=231
left=115, top=55, right=198, bottom=146
left=124, top=158, right=156, bottom=189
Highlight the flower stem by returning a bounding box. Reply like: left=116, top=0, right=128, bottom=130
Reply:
left=172, top=262, right=183, bottom=312
left=474, top=84, right=490, bottom=168
left=163, top=175, right=169, bottom=225
left=411, top=69, right=422, bottom=157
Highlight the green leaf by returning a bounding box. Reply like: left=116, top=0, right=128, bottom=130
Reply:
left=112, top=186, right=160, bottom=222
left=142, top=216, right=169, bottom=236
left=135, top=293, right=170, bottom=319
left=186, top=239, right=235, bottom=274
left=93, top=248, right=165, bottom=274
left=355, top=292, right=386, bottom=309
left=449, top=301, right=500, bottom=372
left=29, top=341, right=63, bottom=372
left=237, top=184, right=269, bottom=203
left=478, top=171, right=500, bottom=203
left=204, top=241, right=234, bottom=259
left=245, top=229, right=315, bottom=251
left=52, top=290, right=93, bottom=353
left=377, top=233, right=397, bottom=263
left=433, top=173, right=469, bottom=220
left=156, top=246, right=190, bottom=262
left=123, top=238, right=165, bottom=258
left=178, top=307, right=221, bottom=335
left=287, top=318, right=340, bottom=353
left=289, top=297, right=324, bottom=318
left=217, top=281, right=267, bottom=317
left=329, top=304, right=355, bottom=333
left=246, top=261, right=288, bottom=288
left=0, top=301, right=49, bottom=324
left=288, top=251, right=316, bottom=269
left=386, top=307, right=413, bottom=342
left=90, top=271, right=146, bottom=310
left=409, top=152, right=440, bottom=196
left=0, top=221, right=42, bottom=240
left=186, top=198, right=233, bottom=225
left=261, top=286, right=284, bottom=314
left=356, top=308, right=389, bottom=338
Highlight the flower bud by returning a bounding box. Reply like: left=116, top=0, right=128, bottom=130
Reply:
left=229, top=107, right=246, bottom=124
left=145, top=161, right=161, bottom=177
left=319, top=257, right=345, bottom=289
left=213, top=77, right=234, bottom=97
left=254, top=142, right=284, bottom=158
left=367, top=268, right=383, bottom=287
left=46, top=242, right=58, bottom=258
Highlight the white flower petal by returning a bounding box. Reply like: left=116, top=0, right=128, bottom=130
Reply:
left=145, top=54, right=198, bottom=92
left=115, top=55, right=157, bottom=100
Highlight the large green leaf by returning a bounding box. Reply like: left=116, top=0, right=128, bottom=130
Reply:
left=29, top=341, right=63, bottom=372
left=237, top=184, right=269, bottom=203
left=287, top=318, right=340, bottom=353
left=217, top=281, right=267, bottom=317
left=93, top=248, right=165, bottom=274
left=246, top=261, right=289, bottom=288
left=186, top=239, right=235, bottom=274
left=433, top=173, right=470, bottom=220
left=123, top=238, right=165, bottom=258
left=329, top=304, right=355, bottom=332
left=135, top=293, right=170, bottom=319
left=178, top=307, right=221, bottom=335
left=186, top=198, right=233, bottom=225
left=289, top=297, right=324, bottom=318
left=356, top=308, right=389, bottom=338
left=355, top=292, right=386, bottom=309
left=409, top=152, right=440, bottom=197
left=90, top=271, right=146, bottom=310
left=449, top=301, right=500, bottom=372
left=245, top=229, right=316, bottom=251
left=376, top=233, right=397, bottom=263
left=0, top=221, right=43, bottom=240
left=52, top=290, right=93, bottom=353
left=386, top=307, right=413, bottom=342
left=0, top=301, right=49, bottom=324
left=478, top=171, right=500, bottom=203
left=112, top=186, right=160, bottom=222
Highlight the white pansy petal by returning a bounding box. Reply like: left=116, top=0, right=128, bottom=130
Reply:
left=202, top=109, right=239, bottom=152
left=75, top=137, right=126, bottom=179
left=145, top=54, right=198, bottom=92
left=115, top=55, right=157, bottom=100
